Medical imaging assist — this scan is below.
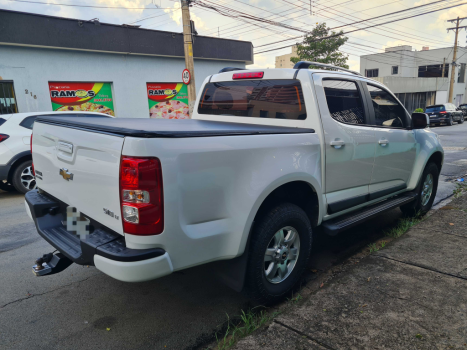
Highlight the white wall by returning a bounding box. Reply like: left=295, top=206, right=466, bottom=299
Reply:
left=0, top=46, right=244, bottom=117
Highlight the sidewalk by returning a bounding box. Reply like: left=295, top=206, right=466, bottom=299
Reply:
left=235, top=194, right=467, bottom=350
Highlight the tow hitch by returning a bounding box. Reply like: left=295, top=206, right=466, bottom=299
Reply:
left=32, top=252, right=73, bottom=276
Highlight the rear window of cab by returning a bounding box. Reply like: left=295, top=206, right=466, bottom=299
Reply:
left=197, top=80, right=307, bottom=120
left=425, top=105, right=445, bottom=113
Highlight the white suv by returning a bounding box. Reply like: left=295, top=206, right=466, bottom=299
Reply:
left=0, top=111, right=113, bottom=193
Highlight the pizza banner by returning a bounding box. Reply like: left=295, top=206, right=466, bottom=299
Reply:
left=147, top=83, right=189, bottom=119
left=49, top=82, right=115, bottom=116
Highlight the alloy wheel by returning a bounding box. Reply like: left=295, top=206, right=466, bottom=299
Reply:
left=21, top=166, right=36, bottom=191
left=421, top=173, right=433, bottom=206
left=264, top=226, right=300, bottom=284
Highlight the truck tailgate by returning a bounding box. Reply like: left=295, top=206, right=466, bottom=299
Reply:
left=32, top=121, right=124, bottom=235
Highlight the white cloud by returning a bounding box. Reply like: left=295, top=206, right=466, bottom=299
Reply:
left=163, top=3, right=207, bottom=30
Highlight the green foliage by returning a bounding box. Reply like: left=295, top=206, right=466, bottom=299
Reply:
left=385, top=216, right=422, bottom=238
left=414, top=108, right=424, bottom=113
left=216, top=309, right=279, bottom=350
left=368, top=243, right=379, bottom=253
left=291, top=23, right=349, bottom=68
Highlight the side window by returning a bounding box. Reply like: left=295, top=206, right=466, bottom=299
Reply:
left=367, top=84, right=409, bottom=128
left=19, top=116, right=37, bottom=130
left=322, top=79, right=367, bottom=125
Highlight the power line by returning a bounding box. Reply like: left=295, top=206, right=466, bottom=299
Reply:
left=254, top=1, right=467, bottom=54
left=7, top=0, right=172, bottom=9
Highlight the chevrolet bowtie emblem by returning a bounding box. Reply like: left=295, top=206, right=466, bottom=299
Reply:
left=59, top=168, right=74, bottom=181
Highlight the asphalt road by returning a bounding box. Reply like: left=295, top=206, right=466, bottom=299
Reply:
left=1, top=121, right=466, bottom=350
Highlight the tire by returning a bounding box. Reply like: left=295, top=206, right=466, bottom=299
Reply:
left=11, top=160, right=36, bottom=194
left=400, top=162, right=439, bottom=217
left=244, top=203, right=312, bottom=305
left=448, top=116, right=453, bottom=126
left=459, top=117, right=464, bottom=124
left=0, top=181, right=17, bottom=192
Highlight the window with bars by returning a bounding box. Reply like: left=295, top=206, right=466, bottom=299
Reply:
left=392, top=66, right=398, bottom=75
left=365, top=69, right=379, bottom=78
left=0, top=82, right=18, bottom=114
left=458, top=63, right=466, bottom=83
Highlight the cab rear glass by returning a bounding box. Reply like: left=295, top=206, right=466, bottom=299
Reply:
left=0, top=118, right=6, bottom=127
left=425, top=105, right=445, bottom=113
left=197, top=80, right=307, bottom=120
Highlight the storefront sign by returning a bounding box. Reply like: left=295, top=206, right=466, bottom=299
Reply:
left=48, top=82, right=115, bottom=116
left=147, top=83, right=189, bottom=119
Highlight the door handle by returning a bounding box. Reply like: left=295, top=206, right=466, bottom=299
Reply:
left=378, top=139, right=389, bottom=146
left=330, top=140, right=345, bottom=148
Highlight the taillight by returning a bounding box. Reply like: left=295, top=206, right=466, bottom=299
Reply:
left=119, top=157, right=164, bottom=235
left=0, top=134, right=9, bottom=143
left=439, top=111, right=447, bottom=114
left=233, top=71, right=264, bottom=79
left=30, top=133, right=35, bottom=176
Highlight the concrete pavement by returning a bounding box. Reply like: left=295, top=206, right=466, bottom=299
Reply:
left=234, top=193, right=467, bottom=349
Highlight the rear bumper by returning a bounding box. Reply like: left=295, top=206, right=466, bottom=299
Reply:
left=25, top=189, right=173, bottom=282
left=429, top=117, right=448, bottom=123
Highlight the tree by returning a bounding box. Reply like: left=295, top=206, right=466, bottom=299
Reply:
left=291, top=23, right=349, bottom=68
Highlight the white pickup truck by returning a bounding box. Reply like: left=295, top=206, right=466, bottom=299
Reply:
left=26, top=62, right=443, bottom=304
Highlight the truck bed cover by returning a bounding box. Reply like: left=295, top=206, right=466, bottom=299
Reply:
left=35, top=117, right=315, bottom=138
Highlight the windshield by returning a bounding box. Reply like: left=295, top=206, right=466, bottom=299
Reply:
left=425, top=105, right=445, bottom=113
left=198, top=79, right=307, bottom=120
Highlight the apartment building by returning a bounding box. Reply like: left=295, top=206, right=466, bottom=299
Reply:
left=360, top=45, right=467, bottom=113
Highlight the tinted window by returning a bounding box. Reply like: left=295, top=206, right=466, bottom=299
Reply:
left=198, top=80, right=306, bottom=120
left=19, top=113, right=110, bottom=130
left=322, top=79, right=366, bottom=125
left=365, top=69, right=378, bottom=78
left=425, top=105, right=445, bottom=113
left=0, top=82, right=18, bottom=115
left=367, top=84, right=409, bottom=128
left=0, top=118, right=6, bottom=127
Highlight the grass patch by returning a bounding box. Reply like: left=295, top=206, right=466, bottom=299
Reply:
left=215, top=308, right=280, bottom=350
left=384, top=216, right=422, bottom=239
left=453, top=183, right=467, bottom=198
left=368, top=243, right=379, bottom=253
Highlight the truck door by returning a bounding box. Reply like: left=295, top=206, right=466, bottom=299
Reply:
left=362, top=82, right=416, bottom=199
left=313, top=74, right=376, bottom=214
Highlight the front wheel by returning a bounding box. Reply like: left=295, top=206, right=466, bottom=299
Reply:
left=12, top=160, right=36, bottom=194
left=400, top=162, right=439, bottom=217
left=459, top=117, right=464, bottom=124
left=245, top=203, right=312, bottom=305
left=448, top=116, right=453, bottom=126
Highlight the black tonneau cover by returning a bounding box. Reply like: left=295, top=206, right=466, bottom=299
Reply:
left=35, top=117, right=315, bottom=138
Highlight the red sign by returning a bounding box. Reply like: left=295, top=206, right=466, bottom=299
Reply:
left=182, top=69, right=191, bottom=85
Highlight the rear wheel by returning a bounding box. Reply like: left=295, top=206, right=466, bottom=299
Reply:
left=12, top=160, right=36, bottom=194
left=245, top=203, right=312, bottom=305
left=400, top=162, right=439, bottom=217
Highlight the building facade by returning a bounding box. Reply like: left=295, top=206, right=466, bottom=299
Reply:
left=360, top=45, right=467, bottom=113
left=0, top=10, right=253, bottom=118
left=275, top=46, right=298, bottom=68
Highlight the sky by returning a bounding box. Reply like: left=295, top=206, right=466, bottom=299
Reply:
left=1, top=0, right=466, bottom=71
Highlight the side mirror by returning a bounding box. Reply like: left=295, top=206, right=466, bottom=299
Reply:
left=412, top=112, right=429, bottom=129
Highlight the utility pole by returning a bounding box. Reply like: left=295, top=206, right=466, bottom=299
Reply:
left=447, top=17, right=467, bottom=103
left=181, top=0, right=196, bottom=116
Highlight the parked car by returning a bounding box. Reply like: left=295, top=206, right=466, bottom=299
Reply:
left=0, top=111, right=113, bottom=193
left=25, top=62, right=443, bottom=304
left=458, top=104, right=467, bottom=119
left=425, top=103, right=464, bottom=126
